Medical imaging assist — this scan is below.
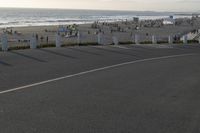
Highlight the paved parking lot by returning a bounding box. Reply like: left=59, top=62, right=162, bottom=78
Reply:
left=0, top=44, right=200, bottom=133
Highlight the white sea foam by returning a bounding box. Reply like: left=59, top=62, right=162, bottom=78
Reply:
left=0, top=8, right=192, bottom=28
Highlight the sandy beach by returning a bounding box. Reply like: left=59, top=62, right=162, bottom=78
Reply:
left=1, top=17, right=200, bottom=48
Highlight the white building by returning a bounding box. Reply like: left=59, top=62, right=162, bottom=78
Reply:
left=163, top=16, right=175, bottom=25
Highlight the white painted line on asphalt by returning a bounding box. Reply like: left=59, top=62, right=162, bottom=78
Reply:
left=0, top=53, right=197, bottom=95
left=110, top=45, right=130, bottom=49
left=92, top=45, right=129, bottom=50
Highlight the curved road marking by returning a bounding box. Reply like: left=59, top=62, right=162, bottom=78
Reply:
left=0, top=53, right=197, bottom=95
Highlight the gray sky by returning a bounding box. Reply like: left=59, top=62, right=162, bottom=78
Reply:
left=0, top=0, right=199, bottom=12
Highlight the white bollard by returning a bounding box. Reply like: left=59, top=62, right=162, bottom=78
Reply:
left=56, top=33, right=61, bottom=48
left=30, top=34, right=37, bottom=49
left=152, top=35, right=157, bottom=44
left=112, top=36, right=119, bottom=45
left=183, top=35, right=188, bottom=44
left=1, top=34, right=8, bottom=51
left=168, top=35, right=173, bottom=44
left=135, top=34, right=139, bottom=44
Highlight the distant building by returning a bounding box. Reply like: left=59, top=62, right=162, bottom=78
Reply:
left=169, top=15, right=174, bottom=19
left=133, top=17, right=139, bottom=23
left=192, top=14, right=199, bottom=18
left=163, top=16, right=175, bottom=25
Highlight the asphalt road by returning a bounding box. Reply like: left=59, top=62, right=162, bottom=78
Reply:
left=0, top=44, right=200, bottom=133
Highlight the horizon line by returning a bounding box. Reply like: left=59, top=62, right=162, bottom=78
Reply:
left=0, top=6, right=199, bottom=13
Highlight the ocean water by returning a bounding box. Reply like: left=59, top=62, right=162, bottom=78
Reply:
left=0, top=8, right=191, bottom=28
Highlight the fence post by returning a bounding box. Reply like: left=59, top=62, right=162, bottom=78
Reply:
left=56, top=33, right=61, bottom=48
left=1, top=33, right=8, bottom=51
left=112, top=36, right=119, bottom=45
left=168, top=35, right=173, bottom=44
left=135, top=34, right=139, bottom=44
left=97, top=33, right=102, bottom=45
left=30, top=34, right=37, bottom=49
left=152, top=35, right=157, bottom=44
left=77, top=31, right=81, bottom=45
left=183, top=35, right=188, bottom=44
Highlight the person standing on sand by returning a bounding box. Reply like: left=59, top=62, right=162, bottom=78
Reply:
left=46, top=36, right=49, bottom=44
left=35, top=33, right=39, bottom=46
left=40, top=36, right=44, bottom=42
left=36, top=34, right=39, bottom=42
